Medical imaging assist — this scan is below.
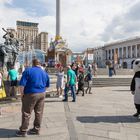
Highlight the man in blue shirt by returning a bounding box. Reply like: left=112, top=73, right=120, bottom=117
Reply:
left=16, top=59, right=50, bottom=137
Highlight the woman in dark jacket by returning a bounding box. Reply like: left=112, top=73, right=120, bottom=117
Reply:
left=85, top=65, right=92, bottom=94
left=76, top=68, right=84, bottom=96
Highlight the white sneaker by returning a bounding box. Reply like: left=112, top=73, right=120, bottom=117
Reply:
left=59, top=95, right=63, bottom=98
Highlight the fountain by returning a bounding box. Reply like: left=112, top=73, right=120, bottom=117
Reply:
left=18, top=46, right=46, bottom=67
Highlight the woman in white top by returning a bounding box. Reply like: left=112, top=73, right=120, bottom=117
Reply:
left=56, top=66, right=64, bottom=98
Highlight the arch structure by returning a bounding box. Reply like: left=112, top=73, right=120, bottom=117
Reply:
left=55, top=40, right=72, bottom=67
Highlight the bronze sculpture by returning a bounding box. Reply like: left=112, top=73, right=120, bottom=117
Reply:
left=0, top=28, right=20, bottom=71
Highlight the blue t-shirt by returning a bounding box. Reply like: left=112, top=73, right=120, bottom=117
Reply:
left=19, top=66, right=50, bottom=94
left=67, top=69, right=76, bottom=85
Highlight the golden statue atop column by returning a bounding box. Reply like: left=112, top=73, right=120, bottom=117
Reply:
left=47, top=0, right=72, bottom=67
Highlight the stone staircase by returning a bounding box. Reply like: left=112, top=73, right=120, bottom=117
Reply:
left=48, top=68, right=134, bottom=75
left=93, top=68, right=134, bottom=75
left=48, top=68, right=134, bottom=87
left=50, top=75, right=133, bottom=87
left=91, top=77, right=132, bottom=87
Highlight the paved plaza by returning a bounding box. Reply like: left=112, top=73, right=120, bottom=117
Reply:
left=0, top=86, right=140, bottom=140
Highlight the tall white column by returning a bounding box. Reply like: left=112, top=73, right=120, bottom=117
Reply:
left=130, top=46, right=132, bottom=58
left=56, top=0, right=60, bottom=37
left=122, top=47, right=124, bottom=58
left=55, top=52, right=57, bottom=62
left=110, top=49, right=112, bottom=60
left=126, top=46, right=128, bottom=58
left=58, top=53, right=60, bottom=61
left=117, top=48, right=120, bottom=58
left=136, top=45, right=138, bottom=58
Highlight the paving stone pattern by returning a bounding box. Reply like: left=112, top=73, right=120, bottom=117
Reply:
left=0, top=86, right=140, bottom=140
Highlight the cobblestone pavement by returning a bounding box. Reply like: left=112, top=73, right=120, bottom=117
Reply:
left=0, top=86, right=140, bottom=140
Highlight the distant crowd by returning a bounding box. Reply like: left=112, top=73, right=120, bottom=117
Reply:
left=55, top=61, right=98, bottom=101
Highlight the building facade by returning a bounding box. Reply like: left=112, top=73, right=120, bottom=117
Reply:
left=94, top=47, right=105, bottom=68
left=37, top=32, right=48, bottom=52
left=72, top=52, right=84, bottom=64
left=83, top=48, right=94, bottom=67
left=94, top=37, right=140, bottom=68
left=16, top=21, right=49, bottom=53
left=16, top=21, right=39, bottom=51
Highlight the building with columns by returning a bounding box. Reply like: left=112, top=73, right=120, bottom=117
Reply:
left=93, top=37, right=140, bottom=68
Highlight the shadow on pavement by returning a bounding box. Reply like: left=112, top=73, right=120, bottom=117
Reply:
left=112, top=90, right=130, bottom=92
left=0, top=128, right=17, bottom=138
left=45, top=100, right=62, bottom=103
left=77, top=115, right=140, bottom=123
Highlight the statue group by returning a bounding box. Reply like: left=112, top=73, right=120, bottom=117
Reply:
left=0, top=28, right=20, bottom=71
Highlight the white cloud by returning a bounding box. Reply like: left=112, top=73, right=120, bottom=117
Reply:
left=0, top=0, right=13, bottom=5
left=0, top=0, right=140, bottom=51
left=59, top=0, right=126, bottom=50
left=0, top=0, right=56, bottom=43
left=101, top=0, right=140, bottom=43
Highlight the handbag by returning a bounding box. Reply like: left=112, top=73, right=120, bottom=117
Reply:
left=0, top=81, right=6, bottom=99
left=84, top=75, right=88, bottom=82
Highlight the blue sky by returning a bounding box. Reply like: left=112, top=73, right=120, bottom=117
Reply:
left=5, top=0, right=55, bottom=16
left=0, top=0, right=140, bottom=51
